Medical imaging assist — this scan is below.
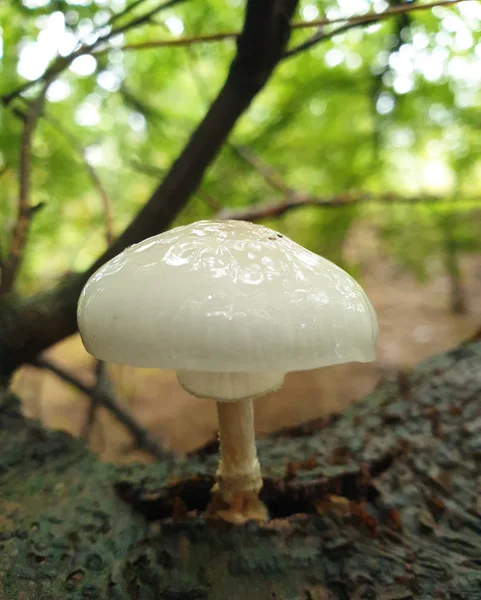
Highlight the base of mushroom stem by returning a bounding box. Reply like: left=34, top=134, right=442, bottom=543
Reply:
left=217, top=466, right=263, bottom=504
left=207, top=482, right=269, bottom=524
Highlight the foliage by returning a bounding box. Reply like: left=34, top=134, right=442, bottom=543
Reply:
left=1, top=0, right=481, bottom=295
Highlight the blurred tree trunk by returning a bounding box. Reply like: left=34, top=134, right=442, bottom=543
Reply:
left=1, top=341, right=481, bottom=599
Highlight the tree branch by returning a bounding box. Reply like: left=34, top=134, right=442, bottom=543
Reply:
left=116, top=30, right=238, bottom=52
left=2, top=0, right=467, bottom=111
left=2, top=100, right=114, bottom=292
left=285, top=0, right=469, bottom=58
left=0, top=81, right=51, bottom=295
left=1, top=0, right=186, bottom=107
left=221, top=144, right=461, bottom=221
left=0, top=0, right=299, bottom=376
left=291, top=0, right=467, bottom=31
left=31, top=357, right=168, bottom=461
left=107, top=0, right=468, bottom=54
left=217, top=194, right=361, bottom=221
left=216, top=192, right=468, bottom=221
left=285, top=20, right=374, bottom=59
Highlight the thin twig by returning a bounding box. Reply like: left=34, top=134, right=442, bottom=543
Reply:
left=89, top=168, right=114, bottom=245
left=197, top=189, right=222, bottom=211
left=9, top=100, right=115, bottom=247
left=108, top=0, right=186, bottom=39
left=114, top=30, right=238, bottom=52
left=81, top=386, right=99, bottom=442
left=0, top=81, right=51, bottom=294
left=285, top=19, right=374, bottom=59
left=128, top=159, right=222, bottom=211
left=42, top=112, right=115, bottom=245
left=108, top=0, right=468, bottom=54
left=230, top=144, right=293, bottom=195
left=32, top=357, right=167, bottom=461
left=9, top=101, right=115, bottom=246
left=128, top=159, right=165, bottom=178
left=2, top=59, right=70, bottom=107
left=81, top=360, right=112, bottom=441
left=105, top=0, right=150, bottom=28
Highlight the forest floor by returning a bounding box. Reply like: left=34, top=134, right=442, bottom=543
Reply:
left=13, top=224, right=481, bottom=461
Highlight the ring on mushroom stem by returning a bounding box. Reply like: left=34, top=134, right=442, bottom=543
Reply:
left=77, top=219, right=378, bottom=523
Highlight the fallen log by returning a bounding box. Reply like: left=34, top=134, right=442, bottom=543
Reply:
left=1, top=341, right=481, bottom=599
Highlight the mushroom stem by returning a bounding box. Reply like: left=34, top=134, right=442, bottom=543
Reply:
left=216, top=399, right=262, bottom=503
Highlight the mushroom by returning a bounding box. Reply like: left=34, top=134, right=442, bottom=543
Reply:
left=77, top=220, right=378, bottom=522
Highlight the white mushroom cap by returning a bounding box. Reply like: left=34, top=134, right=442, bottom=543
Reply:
left=78, top=220, right=377, bottom=373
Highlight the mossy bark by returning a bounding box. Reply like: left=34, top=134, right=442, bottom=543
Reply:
left=1, top=342, right=481, bottom=599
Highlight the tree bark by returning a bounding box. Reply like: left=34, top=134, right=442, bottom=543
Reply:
left=0, top=0, right=299, bottom=377
left=1, top=341, right=481, bottom=599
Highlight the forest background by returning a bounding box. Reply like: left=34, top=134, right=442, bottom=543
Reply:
left=1, top=0, right=480, bottom=460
